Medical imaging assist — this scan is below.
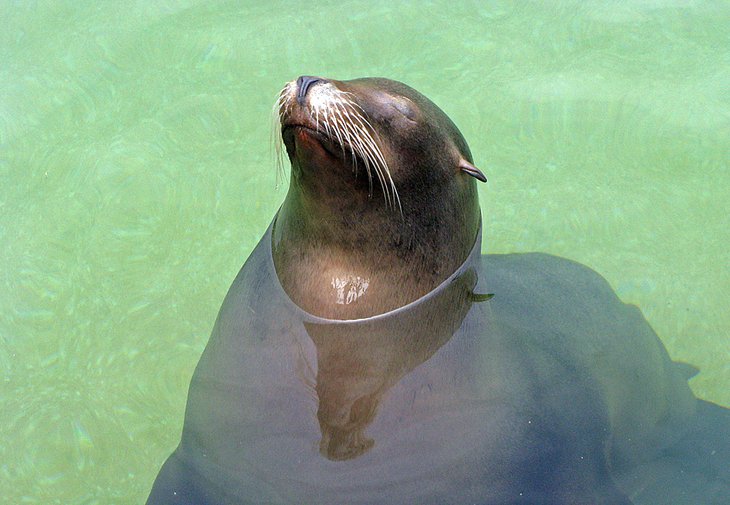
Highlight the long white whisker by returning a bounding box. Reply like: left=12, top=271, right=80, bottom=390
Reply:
left=276, top=83, right=401, bottom=214
left=340, top=99, right=395, bottom=205
left=344, top=112, right=399, bottom=210
left=332, top=103, right=360, bottom=171
left=328, top=104, right=348, bottom=158
left=272, top=87, right=290, bottom=187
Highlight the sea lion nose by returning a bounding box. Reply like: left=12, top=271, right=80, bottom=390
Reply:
left=296, top=75, right=324, bottom=105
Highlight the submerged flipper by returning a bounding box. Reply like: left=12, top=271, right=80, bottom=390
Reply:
left=673, top=361, right=700, bottom=381
left=621, top=399, right=730, bottom=505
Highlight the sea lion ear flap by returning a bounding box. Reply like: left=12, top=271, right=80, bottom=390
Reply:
left=459, top=159, right=487, bottom=183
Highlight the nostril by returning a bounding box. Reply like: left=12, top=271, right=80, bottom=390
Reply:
left=296, top=75, right=323, bottom=105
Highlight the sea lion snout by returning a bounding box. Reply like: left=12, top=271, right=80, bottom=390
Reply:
left=295, top=75, right=325, bottom=105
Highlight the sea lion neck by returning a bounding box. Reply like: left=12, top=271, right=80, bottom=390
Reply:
left=271, top=189, right=480, bottom=320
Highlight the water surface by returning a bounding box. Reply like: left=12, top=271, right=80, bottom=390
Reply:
left=1, top=1, right=728, bottom=503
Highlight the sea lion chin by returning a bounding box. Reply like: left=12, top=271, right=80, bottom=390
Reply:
left=272, top=76, right=487, bottom=320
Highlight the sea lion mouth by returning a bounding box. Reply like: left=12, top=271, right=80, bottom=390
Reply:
left=273, top=79, right=402, bottom=211
left=281, top=123, right=379, bottom=174
left=281, top=123, right=343, bottom=160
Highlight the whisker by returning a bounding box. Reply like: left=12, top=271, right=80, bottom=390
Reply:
left=341, top=103, right=400, bottom=211
left=332, top=103, right=359, bottom=173
left=276, top=82, right=401, bottom=214
left=271, top=87, right=290, bottom=187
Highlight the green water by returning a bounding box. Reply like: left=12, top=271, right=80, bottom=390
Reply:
left=1, top=1, right=728, bottom=503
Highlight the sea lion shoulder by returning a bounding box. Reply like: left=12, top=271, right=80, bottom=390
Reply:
left=482, top=251, right=623, bottom=309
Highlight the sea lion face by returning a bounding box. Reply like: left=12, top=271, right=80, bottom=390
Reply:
left=276, top=77, right=481, bottom=215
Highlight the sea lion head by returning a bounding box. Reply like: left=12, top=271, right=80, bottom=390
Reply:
left=273, top=76, right=486, bottom=319
left=276, top=76, right=485, bottom=216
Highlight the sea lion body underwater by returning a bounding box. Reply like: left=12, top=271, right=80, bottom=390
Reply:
left=147, top=77, right=730, bottom=504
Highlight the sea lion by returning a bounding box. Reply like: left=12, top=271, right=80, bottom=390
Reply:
left=147, top=76, right=730, bottom=504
